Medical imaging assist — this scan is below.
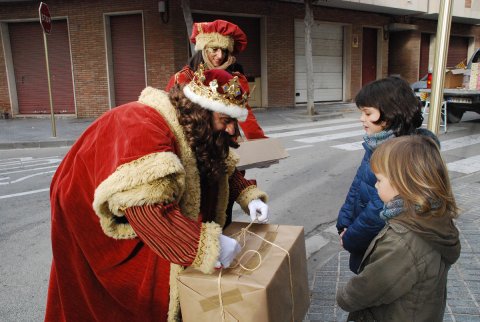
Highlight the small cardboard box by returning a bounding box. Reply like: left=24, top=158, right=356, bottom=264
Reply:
left=235, top=138, right=289, bottom=170
left=444, top=68, right=466, bottom=88
left=177, top=222, right=310, bottom=322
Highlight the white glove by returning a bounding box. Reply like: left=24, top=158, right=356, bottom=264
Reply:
left=215, top=234, right=241, bottom=269
left=248, top=199, right=269, bottom=223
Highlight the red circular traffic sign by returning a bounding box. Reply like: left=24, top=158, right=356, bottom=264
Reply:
left=39, top=2, right=52, bottom=34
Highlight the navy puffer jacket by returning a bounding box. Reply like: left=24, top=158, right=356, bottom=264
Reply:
left=336, top=142, right=385, bottom=273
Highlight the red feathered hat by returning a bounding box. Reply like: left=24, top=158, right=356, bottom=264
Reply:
left=190, top=20, right=247, bottom=54
left=183, top=64, right=249, bottom=121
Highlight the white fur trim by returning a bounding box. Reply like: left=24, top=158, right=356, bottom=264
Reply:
left=191, top=222, right=222, bottom=274
left=237, top=185, right=269, bottom=214
left=93, top=152, right=186, bottom=239
left=139, top=87, right=201, bottom=221
left=226, top=149, right=239, bottom=176
left=183, top=85, right=248, bottom=122
left=168, top=264, right=184, bottom=322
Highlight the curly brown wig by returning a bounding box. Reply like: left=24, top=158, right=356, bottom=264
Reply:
left=169, top=85, right=238, bottom=183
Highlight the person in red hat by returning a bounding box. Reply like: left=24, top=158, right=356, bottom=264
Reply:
left=166, top=19, right=266, bottom=140
left=45, top=66, right=269, bottom=322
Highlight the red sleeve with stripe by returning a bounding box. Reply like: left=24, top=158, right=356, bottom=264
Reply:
left=124, top=203, right=201, bottom=266
left=229, top=169, right=257, bottom=202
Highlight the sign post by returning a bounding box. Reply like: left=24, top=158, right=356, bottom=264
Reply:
left=39, top=2, right=56, bottom=137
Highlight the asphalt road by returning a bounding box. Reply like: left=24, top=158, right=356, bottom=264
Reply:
left=2, top=111, right=480, bottom=321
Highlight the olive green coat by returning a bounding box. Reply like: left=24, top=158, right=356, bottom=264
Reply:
left=337, top=217, right=460, bottom=322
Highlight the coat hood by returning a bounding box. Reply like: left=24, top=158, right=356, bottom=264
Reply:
left=415, top=128, right=441, bottom=148
left=391, top=213, right=460, bottom=265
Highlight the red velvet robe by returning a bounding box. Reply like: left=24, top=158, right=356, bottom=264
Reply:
left=45, top=87, right=267, bottom=322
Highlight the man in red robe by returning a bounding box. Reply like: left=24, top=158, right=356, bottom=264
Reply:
left=45, top=67, right=269, bottom=322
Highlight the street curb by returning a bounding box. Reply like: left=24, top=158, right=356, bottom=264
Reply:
left=0, top=112, right=345, bottom=150
left=0, top=140, right=76, bottom=150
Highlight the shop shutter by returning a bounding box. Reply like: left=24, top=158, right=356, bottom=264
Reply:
left=447, top=36, right=469, bottom=68
left=419, top=33, right=430, bottom=78
left=295, top=20, right=343, bottom=103
left=9, top=20, right=74, bottom=114
left=110, top=14, right=145, bottom=106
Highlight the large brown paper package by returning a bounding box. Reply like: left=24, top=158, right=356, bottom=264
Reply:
left=177, top=222, right=310, bottom=322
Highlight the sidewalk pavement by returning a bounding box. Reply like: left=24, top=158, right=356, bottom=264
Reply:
left=0, top=117, right=93, bottom=149
left=0, top=102, right=356, bottom=150
left=305, top=171, right=480, bottom=322
left=3, top=103, right=477, bottom=321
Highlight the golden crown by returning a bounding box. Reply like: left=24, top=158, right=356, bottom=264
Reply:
left=187, top=64, right=249, bottom=108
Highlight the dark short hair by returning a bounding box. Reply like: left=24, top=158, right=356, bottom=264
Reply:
left=355, top=76, right=423, bottom=136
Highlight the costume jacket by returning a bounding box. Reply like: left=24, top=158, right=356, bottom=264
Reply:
left=166, top=66, right=267, bottom=140
left=337, top=212, right=461, bottom=322
left=336, top=128, right=440, bottom=273
left=45, top=87, right=267, bottom=322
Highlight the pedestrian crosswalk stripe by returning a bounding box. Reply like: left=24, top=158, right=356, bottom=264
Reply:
left=331, top=141, right=363, bottom=151
left=263, top=118, right=357, bottom=133
left=447, top=155, right=480, bottom=174
left=263, top=116, right=480, bottom=175
left=0, top=165, right=58, bottom=176
left=331, top=128, right=469, bottom=151
left=269, top=122, right=360, bottom=138
left=441, top=134, right=480, bottom=151
left=295, top=130, right=365, bottom=143
left=286, top=145, right=314, bottom=151
left=0, top=188, right=50, bottom=199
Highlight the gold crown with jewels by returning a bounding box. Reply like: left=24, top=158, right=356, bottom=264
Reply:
left=188, top=64, right=249, bottom=108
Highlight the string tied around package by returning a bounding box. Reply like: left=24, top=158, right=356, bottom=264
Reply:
left=216, top=221, right=295, bottom=322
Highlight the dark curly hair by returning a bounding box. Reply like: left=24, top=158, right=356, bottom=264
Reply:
left=355, top=76, right=423, bottom=136
left=168, top=85, right=238, bottom=183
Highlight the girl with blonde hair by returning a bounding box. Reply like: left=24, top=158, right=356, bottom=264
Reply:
left=337, top=135, right=461, bottom=322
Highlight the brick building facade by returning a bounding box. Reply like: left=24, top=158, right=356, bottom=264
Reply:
left=0, top=0, right=479, bottom=118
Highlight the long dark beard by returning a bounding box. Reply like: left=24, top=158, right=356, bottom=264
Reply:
left=169, top=85, right=237, bottom=183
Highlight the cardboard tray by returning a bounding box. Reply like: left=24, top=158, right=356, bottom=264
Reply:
left=235, top=138, right=289, bottom=170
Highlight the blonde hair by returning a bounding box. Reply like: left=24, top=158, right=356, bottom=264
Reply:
left=371, top=135, right=458, bottom=218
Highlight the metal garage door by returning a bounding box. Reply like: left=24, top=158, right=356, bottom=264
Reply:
left=9, top=20, right=74, bottom=114
left=109, top=14, right=146, bottom=106
left=295, top=20, right=343, bottom=103
left=420, top=34, right=469, bottom=78
left=447, top=36, right=469, bottom=67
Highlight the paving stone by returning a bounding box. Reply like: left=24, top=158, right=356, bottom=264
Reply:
left=449, top=314, right=480, bottom=322
left=309, top=178, right=480, bottom=321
